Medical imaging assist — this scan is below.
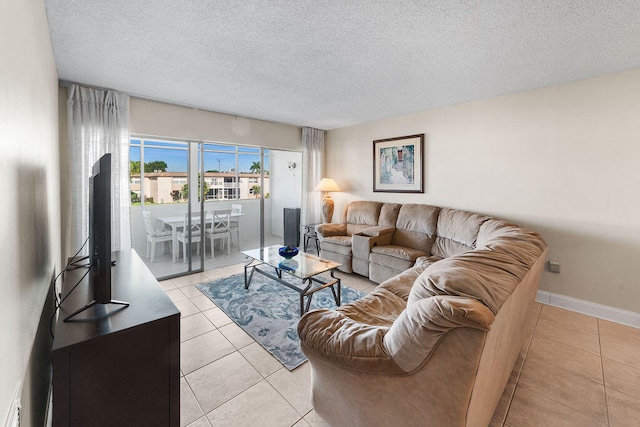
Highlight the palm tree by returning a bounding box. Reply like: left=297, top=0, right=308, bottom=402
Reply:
left=249, top=161, right=261, bottom=174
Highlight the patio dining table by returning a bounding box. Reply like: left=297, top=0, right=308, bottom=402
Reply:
left=159, top=212, right=244, bottom=262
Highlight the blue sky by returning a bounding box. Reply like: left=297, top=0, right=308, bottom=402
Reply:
left=130, top=139, right=269, bottom=173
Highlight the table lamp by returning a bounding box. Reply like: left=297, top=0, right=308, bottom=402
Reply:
left=314, top=178, right=342, bottom=223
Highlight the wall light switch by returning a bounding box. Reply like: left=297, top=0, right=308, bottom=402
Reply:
left=549, top=261, right=561, bottom=273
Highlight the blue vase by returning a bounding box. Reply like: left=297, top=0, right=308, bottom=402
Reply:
left=278, top=246, right=299, bottom=259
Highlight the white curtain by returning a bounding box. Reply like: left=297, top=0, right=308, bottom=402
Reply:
left=301, top=127, right=325, bottom=225
left=67, top=84, right=131, bottom=254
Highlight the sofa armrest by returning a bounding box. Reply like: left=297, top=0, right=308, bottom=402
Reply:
left=361, top=225, right=396, bottom=237
left=383, top=296, right=495, bottom=372
left=351, top=232, right=393, bottom=260
left=298, top=309, right=405, bottom=374
left=315, top=223, right=347, bottom=240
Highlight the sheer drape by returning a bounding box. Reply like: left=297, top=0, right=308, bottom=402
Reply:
left=301, top=127, right=325, bottom=225
left=67, top=84, right=131, bottom=254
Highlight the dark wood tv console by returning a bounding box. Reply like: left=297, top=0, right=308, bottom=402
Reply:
left=52, top=250, right=180, bottom=426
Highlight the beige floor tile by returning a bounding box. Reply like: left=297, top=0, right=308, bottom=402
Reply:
left=204, top=266, right=239, bottom=280
left=181, top=330, right=236, bottom=374
left=599, top=318, right=640, bottom=342
left=181, top=284, right=206, bottom=299
left=603, top=357, right=640, bottom=400
left=202, top=307, right=233, bottom=328
left=175, top=298, right=201, bottom=318
left=303, top=410, right=330, bottom=426
left=527, top=335, right=603, bottom=384
left=219, top=322, right=254, bottom=349
left=190, top=294, right=217, bottom=311
left=522, top=302, right=542, bottom=345
left=505, top=386, right=606, bottom=427
left=533, top=317, right=600, bottom=355
left=173, top=272, right=211, bottom=288
left=518, top=355, right=607, bottom=424
left=606, top=387, right=640, bottom=427
left=539, top=305, right=598, bottom=333
left=180, top=312, right=216, bottom=342
left=267, top=362, right=312, bottom=416
left=181, top=377, right=205, bottom=427
left=186, top=417, right=211, bottom=427
left=601, top=335, right=640, bottom=369
left=239, top=342, right=283, bottom=377
left=492, top=379, right=516, bottom=422
left=206, top=380, right=300, bottom=427
left=159, top=279, right=178, bottom=291
left=293, top=419, right=311, bottom=427
left=166, top=288, right=188, bottom=304
left=186, top=352, right=263, bottom=413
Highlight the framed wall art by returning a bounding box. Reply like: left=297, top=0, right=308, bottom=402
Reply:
left=373, top=134, right=424, bottom=193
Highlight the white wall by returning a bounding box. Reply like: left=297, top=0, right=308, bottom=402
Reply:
left=0, top=0, right=61, bottom=424
left=270, top=150, right=303, bottom=238
left=130, top=97, right=301, bottom=150
left=326, top=69, right=640, bottom=315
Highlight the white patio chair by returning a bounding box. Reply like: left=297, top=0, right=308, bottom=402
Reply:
left=230, top=203, right=242, bottom=247
left=142, top=210, right=173, bottom=262
left=176, top=212, right=202, bottom=263
left=205, top=209, right=231, bottom=258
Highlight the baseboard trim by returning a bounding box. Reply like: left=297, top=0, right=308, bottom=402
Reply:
left=536, top=290, right=640, bottom=328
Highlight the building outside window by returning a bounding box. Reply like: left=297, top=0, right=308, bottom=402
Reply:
left=130, top=138, right=269, bottom=205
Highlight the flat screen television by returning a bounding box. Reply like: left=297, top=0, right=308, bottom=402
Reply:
left=64, top=153, right=128, bottom=321
left=89, top=153, right=113, bottom=303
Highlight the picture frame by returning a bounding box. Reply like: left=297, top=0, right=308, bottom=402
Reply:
left=373, top=134, right=424, bottom=193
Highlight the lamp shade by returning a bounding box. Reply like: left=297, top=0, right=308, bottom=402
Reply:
left=314, top=178, right=341, bottom=192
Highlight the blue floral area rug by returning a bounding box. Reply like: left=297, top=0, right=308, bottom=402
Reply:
left=196, top=269, right=366, bottom=370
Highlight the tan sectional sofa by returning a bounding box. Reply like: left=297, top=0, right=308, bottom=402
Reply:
left=300, top=201, right=547, bottom=426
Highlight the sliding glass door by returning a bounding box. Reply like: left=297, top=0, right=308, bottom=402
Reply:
left=130, top=136, right=302, bottom=280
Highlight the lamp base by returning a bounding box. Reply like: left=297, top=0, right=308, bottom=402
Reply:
left=321, top=195, right=334, bottom=223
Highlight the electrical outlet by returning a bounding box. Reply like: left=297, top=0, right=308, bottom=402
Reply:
left=549, top=261, right=561, bottom=273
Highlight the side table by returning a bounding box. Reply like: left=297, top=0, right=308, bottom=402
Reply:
left=302, top=223, right=319, bottom=254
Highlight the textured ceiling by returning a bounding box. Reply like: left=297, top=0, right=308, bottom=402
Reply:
left=44, top=0, right=640, bottom=130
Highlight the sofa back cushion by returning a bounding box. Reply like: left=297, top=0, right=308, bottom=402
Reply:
left=408, top=250, right=530, bottom=314
left=379, top=203, right=402, bottom=227
left=345, top=201, right=384, bottom=235
left=390, top=204, right=440, bottom=252
left=431, top=208, right=489, bottom=258
left=476, top=219, right=547, bottom=267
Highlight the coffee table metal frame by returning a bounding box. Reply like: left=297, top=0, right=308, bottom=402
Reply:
left=242, top=245, right=341, bottom=316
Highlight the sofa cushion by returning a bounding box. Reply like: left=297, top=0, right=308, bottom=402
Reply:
left=298, top=309, right=405, bottom=374
left=476, top=219, right=546, bottom=267
left=408, top=250, right=530, bottom=314
left=337, top=288, right=407, bottom=327
left=391, top=204, right=440, bottom=252
left=321, top=239, right=354, bottom=257
left=345, top=201, right=383, bottom=235
left=383, top=295, right=495, bottom=372
left=370, top=245, right=428, bottom=262
left=379, top=203, right=401, bottom=227
left=432, top=208, right=489, bottom=258
left=377, top=262, right=432, bottom=301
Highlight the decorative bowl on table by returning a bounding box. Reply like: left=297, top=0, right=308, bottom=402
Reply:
left=278, top=246, right=299, bottom=259
left=278, top=259, right=299, bottom=272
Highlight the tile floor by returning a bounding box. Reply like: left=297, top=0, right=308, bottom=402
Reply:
left=161, top=266, right=640, bottom=427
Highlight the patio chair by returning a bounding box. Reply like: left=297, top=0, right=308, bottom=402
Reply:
left=205, top=209, right=231, bottom=258
left=230, top=203, right=242, bottom=247
left=142, top=210, right=173, bottom=262
left=176, top=212, right=202, bottom=263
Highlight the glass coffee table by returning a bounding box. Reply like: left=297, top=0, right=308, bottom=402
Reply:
left=242, top=245, right=342, bottom=316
